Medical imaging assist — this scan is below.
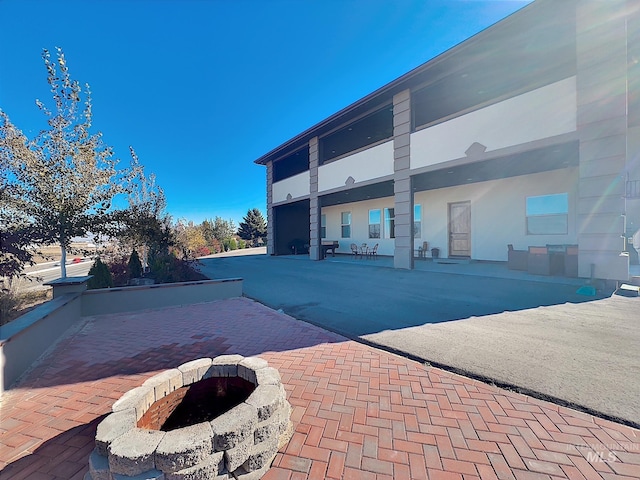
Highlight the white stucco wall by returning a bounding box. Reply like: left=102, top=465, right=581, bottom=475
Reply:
left=318, top=140, right=394, bottom=193
left=411, top=77, right=577, bottom=170
left=321, top=169, right=578, bottom=261
left=272, top=171, right=310, bottom=203
left=627, top=126, right=640, bottom=239
left=414, top=168, right=579, bottom=260
left=322, top=197, right=396, bottom=256
left=629, top=126, right=640, bottom=182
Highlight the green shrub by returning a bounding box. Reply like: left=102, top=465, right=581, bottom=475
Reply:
left=229, top=238, right=237, bottom=251
left=88, top=257, right=113, bottom=289
left=128, top=249, right=143, bottom=278
left=148, top=253, right=208, bottom=284
left=237, top=239, right=246, bottom=249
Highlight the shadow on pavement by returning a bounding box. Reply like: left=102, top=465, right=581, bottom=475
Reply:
left=199, top=254, right=609, bottom=337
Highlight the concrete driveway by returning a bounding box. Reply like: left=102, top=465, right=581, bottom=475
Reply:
left=198, top=253, right=640, bottom=427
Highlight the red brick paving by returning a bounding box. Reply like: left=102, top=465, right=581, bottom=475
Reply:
left=0, top=297, right=638, bottom=479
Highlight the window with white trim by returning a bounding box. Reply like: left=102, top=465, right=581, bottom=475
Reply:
left=414, top=204, right=421, bottom=238
left=369, top=209, right=381, bottom=238
left=384, top=208, right=395, bottom=239
left=341, top=212, right=351, bottom=238
left=526, top=193, right=568, bottom=235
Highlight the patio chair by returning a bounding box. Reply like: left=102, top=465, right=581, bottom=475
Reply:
left=368, top=243, right=378, bottom=260
left=415, top=241, right=429, bottom=259
left=350, top=243, right=360, bottom=259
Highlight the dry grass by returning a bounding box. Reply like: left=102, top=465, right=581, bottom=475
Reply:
left=32, top=243, right=96, bottom=263
left=0, top=282, right=52, bottom=326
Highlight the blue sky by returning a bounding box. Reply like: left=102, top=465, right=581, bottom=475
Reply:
left=0, top=0, right=532, bottom=225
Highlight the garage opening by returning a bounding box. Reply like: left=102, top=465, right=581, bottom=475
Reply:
left=274, top=200, right=310, bottom=255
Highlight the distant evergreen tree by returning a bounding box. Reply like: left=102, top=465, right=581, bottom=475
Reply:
left=87, top=257, right=113, bottom=289
left=128, top=249, right=143, bottom=278
left=238, top=209, right=267, bottom=246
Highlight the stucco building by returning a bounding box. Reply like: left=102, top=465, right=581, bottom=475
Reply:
left=255, top=0, right=640, bottom=281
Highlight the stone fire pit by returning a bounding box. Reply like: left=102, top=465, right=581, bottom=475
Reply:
left=85, top=355, right=293, bottom=480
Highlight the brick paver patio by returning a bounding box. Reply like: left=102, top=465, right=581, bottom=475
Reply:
left=1, top=297, right=638, bottom=479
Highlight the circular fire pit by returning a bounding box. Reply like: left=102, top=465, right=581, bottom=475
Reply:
left=85, top=355, right=293, bottom=480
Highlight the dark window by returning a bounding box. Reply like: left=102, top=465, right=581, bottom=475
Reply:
left=320, top=105, right=393, bottom=164
left=321, top=214, right=326, bottom=239
left=273, top=148, right=309, bottom=182
left=412, top=7, right=576, bottom=130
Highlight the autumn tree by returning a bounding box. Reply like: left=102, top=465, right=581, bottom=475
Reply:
left=0, top=150, right=48, bottom=279
left=201, top=217, right=236, bottom=251
left=114, top=147, right=173, bottom=265
left=238, top=208, right=267, bottom=246
left=0, top=48, right=129, bottom=278
left=174, top=220, right=208, bottom=257
left=200, top=219, right=221, bottom=254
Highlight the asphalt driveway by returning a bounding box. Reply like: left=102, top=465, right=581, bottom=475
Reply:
left=199, top=253, right=640, bottom=427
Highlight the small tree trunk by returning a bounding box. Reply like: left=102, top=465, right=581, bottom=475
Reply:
left=60, top=244, right=67, bottom=278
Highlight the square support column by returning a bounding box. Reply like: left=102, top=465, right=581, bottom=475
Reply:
left=44, top=276, right=92, bottom=298
left=393, top=89, right=413, bottom=269
left=266, top=161, right=275, bottom=255
left=309, top=137, right=321, bottom=260
left=576, top=0, right=629, bottom=280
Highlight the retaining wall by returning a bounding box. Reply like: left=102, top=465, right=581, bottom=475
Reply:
left=0, top=293, right=82, bottom=395
left=81, top=278, right=243, bottom=316
left=0, top=278, right=244, bottom=395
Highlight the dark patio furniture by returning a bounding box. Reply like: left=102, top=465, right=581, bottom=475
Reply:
left=367, top=243, right=378, bottom=260
left=565, top=245, right=578, bottom=277
left=528, top=246, right=551, bottom=275
left=288, top=239, right=309, bottom=255
left=546, top=244, right=568, bottom=276
left=321, top=240, right=339, bottom=258
left=507, top=244, right=528, bottom=271
left=415, top=241, right=429, bottom=259
left=350, top=243, right=361, bottom=259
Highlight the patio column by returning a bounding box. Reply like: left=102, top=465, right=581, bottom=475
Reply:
left=393, top=89, right=413, bottom=269
left=576, top=0, right=629, bottom=280
left=266, top=161, right=274, bottom=255
left=309, top=137, right=321, bottom=260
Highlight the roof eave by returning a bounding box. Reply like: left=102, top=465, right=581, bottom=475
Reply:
left=254, top=0, right=544, bottom=166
